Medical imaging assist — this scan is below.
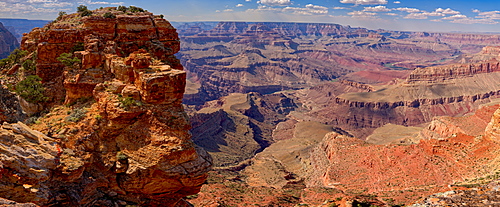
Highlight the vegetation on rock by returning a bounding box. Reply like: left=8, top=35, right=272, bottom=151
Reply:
left=14, top=75, right=47, bottom=103
left=77, top=5, right=92, bottom=17
left=57, top=53, right=81, bottom=67
left=0, top=49, right=27, bottom=70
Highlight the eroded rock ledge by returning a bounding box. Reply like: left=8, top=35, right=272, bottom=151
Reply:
left=0, top=7, right=211, bottom=206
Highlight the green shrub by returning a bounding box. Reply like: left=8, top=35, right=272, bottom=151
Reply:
left=57, top=53, right=81, bottom=67
left=81, top=10, right=92, bottom=17
left=77, top=5, right=88, bottom=12
left=129, top=6, right=144, bottom=13
left=15, top=75, right=48, bottom=103
left=22, top=59, right=35, bottom=71
left=77, top=5, right=92, bottom=17
left=56, top=11, right=67, bottom=21
left=118, top=96, right=141, bottom=109
left=103, top=12, right=116, bottom=18
left=0, top=49, right=28, bottom=70
left=65, top=108, right=87, bottom=122
left=117, top=5, right=127, bottom=12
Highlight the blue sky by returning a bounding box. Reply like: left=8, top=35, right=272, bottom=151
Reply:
left=1, top=0, right=500, bottom=32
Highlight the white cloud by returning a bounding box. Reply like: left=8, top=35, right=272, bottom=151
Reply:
left=451, top=18, right=498, bottom=24
left=348, top=10, right=376, bottom=17
left=42, top=2, right=73, bottom=7
left=363, top=5, right=391, bottom=12
left=385, top=13, right=397, bottom=16
left=246, top=0, right=251, bottom=1
left=28, top=0, right=53, bottom=3
left=403, top=13, right=428, bottom=19
left=283, top=4, right=328, bottom=15
left=236, top=4, right=244, bottom=7
left=224, top=9, right=234, bottom=12
left=442, top=14, right=467, bottom=20
left=247, top=4, right=328, bottom=16
left=393, top=1, right=400, bottom=3
left=306, top=4, right=328, bottom=10
left=340, top=0, right=388, bottom=5
left=435, top=8, right=460, bottom=15
left=477, top=11, right=500, bottom=20
left=472, top=9, right=480, bottom=13
left=333, top=6, right=348, bottom=10
left=395, top=7, right=420, bottom=13
left=257, top=0, right=292, bottom=6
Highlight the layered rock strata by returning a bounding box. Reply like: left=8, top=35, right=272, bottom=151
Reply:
left=296, top=47, right=500, bottom=138
left=179, top=21, right=459, bottom=104
left=0, top=8, right=211, bottom=206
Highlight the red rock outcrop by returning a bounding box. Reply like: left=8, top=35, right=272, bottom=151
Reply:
left=0, top=7, right=211, bottom=206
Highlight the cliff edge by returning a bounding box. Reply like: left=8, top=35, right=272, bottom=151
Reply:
left=0, top=6, right=211, bottom=206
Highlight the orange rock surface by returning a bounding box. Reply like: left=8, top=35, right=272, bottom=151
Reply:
left=0, top=7, right=211, bottom=206
left=308, top=104, right=500, bottom=204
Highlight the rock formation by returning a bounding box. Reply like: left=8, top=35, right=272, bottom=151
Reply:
left=290, top=46, right=500, bottom=138
left=189, top=92, right=298, bottom=167
left=0, top=22, right=19, bottom=59
left=179, top=22, right=460, bottom=104
left=0, top=7, right=211, bottom=206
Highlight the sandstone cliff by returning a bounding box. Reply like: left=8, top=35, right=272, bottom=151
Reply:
left=0, top=7, right=210, bottom=206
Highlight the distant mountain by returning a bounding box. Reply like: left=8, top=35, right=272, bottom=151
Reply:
left=0, top=19, right=49, bottom=41
left=0, top=22, right=19, bottom=59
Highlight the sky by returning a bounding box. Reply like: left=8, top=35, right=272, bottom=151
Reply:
left=1, top=0, right=500, bottom=33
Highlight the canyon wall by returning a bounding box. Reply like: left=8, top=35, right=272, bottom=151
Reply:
left=179, top=22, right=460, bottom=104
left=0, top=22, right=19, bottom=59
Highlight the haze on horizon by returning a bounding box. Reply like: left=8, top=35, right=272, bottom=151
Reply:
left=0, top=0, right=499, bottom=33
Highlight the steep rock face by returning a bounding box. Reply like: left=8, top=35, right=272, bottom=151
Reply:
left=0, top=84, right=26, bottom=123
left=0, top=8, right=211, bottom=206
left=0, top=22, right=19, bottom=59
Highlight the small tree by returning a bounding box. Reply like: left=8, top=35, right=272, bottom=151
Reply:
left=22, top=59, right=35, bottom=71
left=77, top=5, right=88, bottom=12
left=77, top=5, right=92, bottom=17
left=103, top=12, right=116, bottom=19
left=56, top=11, right=67, bottom=21
left=57, top=53, right=81, bottom=68
left=0, top=49, right=28, bottom=70
left=117, top=5, right=127, bottom=12
left=129, top=6, right=144, bottom=13
left=15, top=75, right=48, bottom=103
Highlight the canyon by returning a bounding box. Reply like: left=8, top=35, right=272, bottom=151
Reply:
left=176, top=21, right=500, bottom=206
left=3, top=13, right=500, bottom=206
